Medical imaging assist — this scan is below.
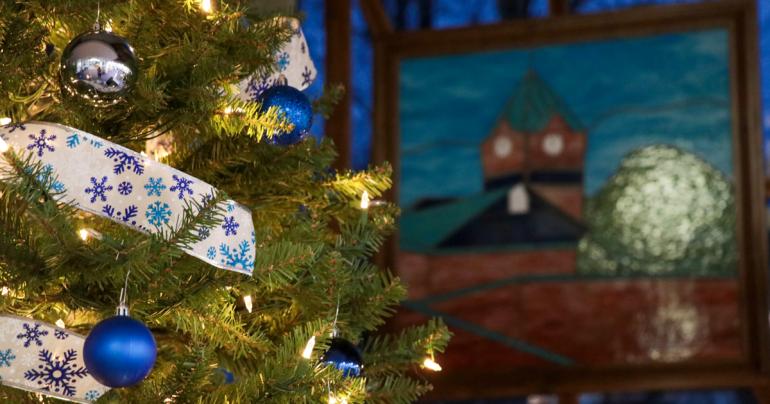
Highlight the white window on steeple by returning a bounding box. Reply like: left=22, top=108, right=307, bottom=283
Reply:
left=494, top=135, right=513, bottom=158
left=543, top=133, right=564, bottom=156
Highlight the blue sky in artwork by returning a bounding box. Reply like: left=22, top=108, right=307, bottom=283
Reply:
left=398, top=29, right=733, bottom=208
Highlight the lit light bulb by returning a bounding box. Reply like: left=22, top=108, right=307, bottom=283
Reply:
left=200, top=0, right=213, bottom=13
left=360, top=191, right=370, bottom=210
left=243, top=295, right=253, bottom=313
left=78, top=228, right=102, bottom=241
left=0, top=117, right=11, bottom=125
left=1, top=286, right=9, bottom=296
left=328, top=395, right=347, bottom=404
left=140, top=151, right=152, bottom=166
left=0, top=138, right=8, bottom=153
left=55, top=319, right=65, bottom=328
left=422, top=357, right=442, bottom=371
left=153, top=148, right=171, bottom=160
left=301, top=335, right=316, bottom=359
left=104, top=20, right=113, bottom=32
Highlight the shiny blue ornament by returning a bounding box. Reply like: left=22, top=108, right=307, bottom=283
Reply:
left=258, top=85, right=313, bottom=145
left=321, top=338, right=363, bottom=377
left=83, top=315, right=157, bottom=387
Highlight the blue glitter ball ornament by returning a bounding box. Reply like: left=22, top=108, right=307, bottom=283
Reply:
left=83, top=314, right=157, bottom=387
left=257, top=85, right=313, bottom=145
left=321, top=338, right=363, bottom=377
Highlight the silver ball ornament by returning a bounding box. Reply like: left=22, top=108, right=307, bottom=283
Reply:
left=60, top=29, right=138, bottom=107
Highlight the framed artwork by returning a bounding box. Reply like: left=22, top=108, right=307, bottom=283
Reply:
left=372, top=0, right=769, bottom=398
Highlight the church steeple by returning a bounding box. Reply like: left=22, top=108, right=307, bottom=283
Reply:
left=479, top=70, right=586, bottom=219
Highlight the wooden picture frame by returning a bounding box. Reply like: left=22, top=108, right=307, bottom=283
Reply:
left=369, top=0, right=769, bottom=399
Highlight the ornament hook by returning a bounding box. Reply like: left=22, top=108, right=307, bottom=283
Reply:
left=331, top=294, right=340, bottom=337
left=117, top=269, right=131, bottom=316
left=94, top=1, right=101, bottom=31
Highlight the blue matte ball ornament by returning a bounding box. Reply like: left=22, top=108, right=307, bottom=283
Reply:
left=321, top=338, right=363, bottom=377
left=83, top=315, right=157, bottom=387
left=215, top=367, right=235, bottom=384
left=257, top=85, right=313, bottom=145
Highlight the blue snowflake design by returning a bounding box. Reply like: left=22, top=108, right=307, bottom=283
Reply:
left=227, top=202, right=235, bottom=212
left=24, top=349, right=88, bottom=397
left=276, top=52, right=290, bottom=71
left=54, top=330, right=69, bottom=340
left=170, top=174, right=194, bottom=199
left=66, top=133, right=80, bottom=148
left=201, top=192, right=215, bottom=206
left=251, top=230, right=256, bottom=244
left=26, top=129, right=56, bottom=157
left=222, top=216, right=239, bottom=236
left=26, top=164, right=65, bottom=193
left=104, top=147, right=144, bottom=175
left=219, top=240, right=254, bottom=271
left=82, top=135, right=103, bottom=149
left=146, top=201, right=172, bottom=227
left=198, top=226, right=211, bottom=240
left=84, top=176, right=113, bottom=203
left=103, top=204, right=140, bottom=226
left=301, top=41, right=306, bottom=54
left=41, top=164, right=66, bottom=193
left=5, top=123, right=26, bottom=133
left=85, top=390, right=101, bottom=401
left=144, top=177, right=166, bottom=197
left=302, top=66, right=313, bottom=86
left=247, top=74, right=273, bottom=100
left=207, top=246, right=217, bottom=260
left=118, top=181, right=133, bottom=195
left=68, top=133, right=104, bottom=148
left=0, top=349, right=16, bottom=367
left=17, top=323, right=49, bottom=348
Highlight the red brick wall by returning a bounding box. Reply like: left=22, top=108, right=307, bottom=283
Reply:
left=480, top=120, right=527, bottom=180
left=395, top=250, right=742, bottom=370
left=399, top=249, right=577, bottom=299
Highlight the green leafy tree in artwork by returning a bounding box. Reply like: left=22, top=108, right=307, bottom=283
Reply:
left=577, top=144, right=736, bottom=276
left=0, top=1, right=450, bottom=402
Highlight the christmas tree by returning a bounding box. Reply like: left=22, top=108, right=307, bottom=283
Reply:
left=0, top=1, right=450, bottom=402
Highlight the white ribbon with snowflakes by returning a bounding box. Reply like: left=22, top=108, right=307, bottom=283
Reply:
left=236, top=17, right=317, bottom=101
left=0, top=122, right=255, bottom=275
left=0, top=315, right=110, bottom=403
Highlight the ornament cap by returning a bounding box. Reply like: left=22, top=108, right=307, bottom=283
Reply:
left=115, top=303, right=129, bottom=316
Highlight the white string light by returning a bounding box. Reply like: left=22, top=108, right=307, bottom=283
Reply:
left=301, top=335, right=315, bottom=359
left=360, top=191, right=370, bottom=210
left=0, top=138, right=9, bottom=154
left=327, top=395, right=348, bottom=404
left=55, top=319, right=66, bottom=329
left=243, top=295, right=253, bottom=313
left=1, top=287, right=9, bottom=296
left=0, top=117, right=11, bottom=125
left=199, top=0, right=213, bottom=13
left=422, top=357, right=442, bottom=371
left=78, top=228, right=103, bottom=241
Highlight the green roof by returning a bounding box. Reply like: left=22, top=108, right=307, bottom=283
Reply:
left=502, top=70, right=585, bottom=133
left=400, top=188, right=508, bottom=252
